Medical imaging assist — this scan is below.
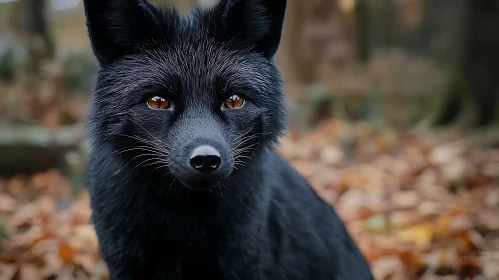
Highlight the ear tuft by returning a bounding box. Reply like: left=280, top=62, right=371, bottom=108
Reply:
left=83, top=0, right=157, bottom=66
left=215, top=0, right=287, bottom=59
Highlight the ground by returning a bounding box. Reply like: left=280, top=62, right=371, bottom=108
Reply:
left=0, top=120, right=498, bottom=280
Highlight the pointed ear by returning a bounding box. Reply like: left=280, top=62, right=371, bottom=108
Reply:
left=214, top=0, right=287, bottom=59
left=83, top=0, right=157, bottom=66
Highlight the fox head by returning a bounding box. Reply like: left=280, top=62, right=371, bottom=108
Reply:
left=85, top=0, right=287, bottom=190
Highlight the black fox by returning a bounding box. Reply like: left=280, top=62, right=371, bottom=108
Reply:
left=84, top=0, right=374, bottom=279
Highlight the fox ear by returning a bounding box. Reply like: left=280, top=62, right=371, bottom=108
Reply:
left=214, top=0, right=287, bottom=59
left=83, top=0, right=157, bottom=66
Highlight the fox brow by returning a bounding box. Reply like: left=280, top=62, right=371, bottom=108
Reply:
left=98, top=40, right=275, bottom=99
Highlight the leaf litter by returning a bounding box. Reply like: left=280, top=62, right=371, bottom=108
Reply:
left=0, top=120, right=497, bottom=280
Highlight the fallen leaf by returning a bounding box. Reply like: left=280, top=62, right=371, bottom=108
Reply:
left=418, top=200, right=444, bottom=217
left=337, top=190, right=384, bottom=222
left=72, top=224, right=99, bottom=249
left=19, top=264, right=41, bottom=280
left=396, top=223, right=433, bottom=246
left=428, top=141, right=467, bottom=166
left=10, top=204, right=38, bottom=227
left=371, top=256, right=408, bottom=280
left=0, top=263, right=17, bottom=280
left=320, top=146, right=344, bottom=165
left=392, top=191, right=419, bottom=210
left=396, top=245, right=426, bottom=272
left=59, top=243, right=76, bottom=263
left=74, top=254, right=97, bottom=272
left=365, top=214, right=389, bottom=233
left=0, top=194, right=16, bottom=213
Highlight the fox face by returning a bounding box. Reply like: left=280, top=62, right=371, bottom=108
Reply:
left=85, top=0, right=287, bottom=189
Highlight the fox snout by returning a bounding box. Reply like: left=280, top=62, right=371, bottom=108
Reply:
left=172, top=140, right=234, bottom=190
left=189, top=145, right=222, bottom=174
left=167, top=114, right=234, bottom=190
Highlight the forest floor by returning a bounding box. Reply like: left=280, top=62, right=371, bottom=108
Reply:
left=0, top=120, right=498, bottom=280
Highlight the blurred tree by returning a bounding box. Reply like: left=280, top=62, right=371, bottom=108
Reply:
left=379, top=0, right=396, bottom=50
left=418, top=0, right=464, bottom=64
left=354, top=0, right=370, bottom=62
left=286, top=0, right=341, bottom=83
left=463, top=0, right=499, bottom=127
left=285, top=0, right=312, bottom=82
left=424, top=0, right=499, bottom=129
left=21, top=0, right=54, bottom=84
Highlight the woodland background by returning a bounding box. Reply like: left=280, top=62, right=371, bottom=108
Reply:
left=0, top=0, right=498, bottom=279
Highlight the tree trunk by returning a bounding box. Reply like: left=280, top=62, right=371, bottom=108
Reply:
left=354, top=0, right=370, bottom=63
left=422, top=0, right=499, bottom=129
left=286, top=0, right=316, bottom=83
left=463, top=0, right=499, bottom=127
left=380, top=0, right=396, bottom=50
left=421, top=68, right=467, bottom=128
left=22, top=0, right=54, bottom=84
left=286, top=0, right=339, bottom=84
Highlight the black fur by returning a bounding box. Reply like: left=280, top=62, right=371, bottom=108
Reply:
left=84, top=0, right=374, bottom=279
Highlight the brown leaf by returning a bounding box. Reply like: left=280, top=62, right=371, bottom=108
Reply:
left=74, top=254, right=97, bottom=273
left=422, top=248, right=458, bottom=272
left=392, top=191, right=419, bottom=210
left=396, top=246, right=426, bottom=273
left=337, top=190, right=385, bottom=222
left=0, top=194, right=16, bottom=213
left=361, top=238, right=385, bottom=263
left=449, top=214, right=473, bottom=234
left=292, top=161, right=318, bottom=178
left=8, top=176, right=26, bottom=198
left=477, top=209, right=499, bottom=232
left=371, top=257, right=408, bottom=280
left=389, top=211, right=419, bottom=229
left=428, top=141, right=467, bottom=166
left=36, top=196, right=57, bottom=218
left=434, top=215, right=455, bottom=239
left=41, top=108, right=62, bottom=129
left=0, top=264, right=17, bottom=280
left=418, top=200, right=444, bottom=217
left=482, top=247, right=499, bottom=280
left=10, top=203, right=38, bottom=227
left=41, top=252, right=64, bottom=278
left=31, top=172, right=51, bottom=190
left=59, top=243, right=76, bottom=263
left=19, top=264, right=41, bottom=280
left=56, top=266, right=75, bottom=280
left=456, top=257, right=482, bottom=277
left=72, top=224, right=99, bottom=250
left=8, top=225, right=44, bottom=249
left=319, top=146, right=344, bottom=165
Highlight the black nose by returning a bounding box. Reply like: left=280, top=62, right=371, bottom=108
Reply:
left=189, top=145, right=222, bottom=174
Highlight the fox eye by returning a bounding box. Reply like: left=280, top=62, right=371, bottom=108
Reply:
left=224, top=95, right=245, bottom=109
left=147, top=96, right=170, bottom=110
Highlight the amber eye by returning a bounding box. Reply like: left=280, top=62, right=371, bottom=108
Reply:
left=224, top=95, right=245, bottom=109
left=147, top=96, right=170, bottom=110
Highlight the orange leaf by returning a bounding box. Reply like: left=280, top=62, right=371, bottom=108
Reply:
left=59, top=243, right=76, bottom=263
left=396, top=246, right=426, bottom=272
left=434, top=214, right=454, bottom=239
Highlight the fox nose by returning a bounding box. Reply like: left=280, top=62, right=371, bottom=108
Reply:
left=189, top=145, right=221, bottom=174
